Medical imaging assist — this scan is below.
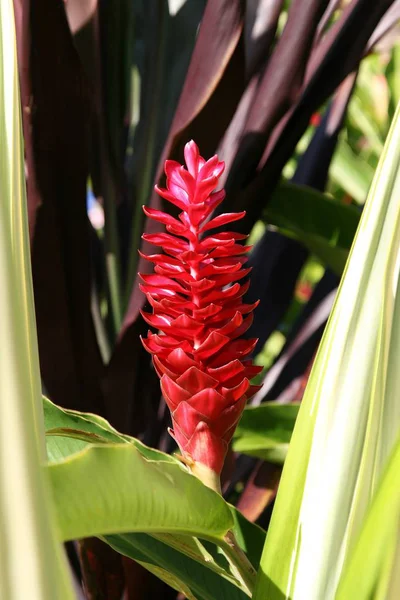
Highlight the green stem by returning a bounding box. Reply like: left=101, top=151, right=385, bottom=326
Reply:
left=100, top=144, right=122, bottom=337
left=189, top=461, right=256, bottom=596
left=189, top=461, right=222, bottom=495
left=222, top=530, right=257, bottom=597
left=106, top=250, right=122, bottom=335
left=91, top=285, right=111, bottom=363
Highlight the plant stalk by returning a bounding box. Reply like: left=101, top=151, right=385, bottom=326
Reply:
left=222, top=530, right=257, bottom=597
left=189, top=461, right=222, bottom=495
left=189, top=460, right=257, bottom=596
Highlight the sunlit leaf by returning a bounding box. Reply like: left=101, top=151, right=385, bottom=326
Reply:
left=44, top=395, right=178, bottom=463
left=336, top=433, right=400, bottom=600
left=330, top=137, right=374, bottom=203
left=47, top=443, right=233, bottom=541
left=105, top=532, right=248, bottom=600
left=0, top=1, right=74, bottom=596
left=264, top=181, right=360, bottom=274
left=255, top=100, right=400, bottom=600
left=233, top=403, right=299, bottom=464
left=44, top=396, right=264, bottom=598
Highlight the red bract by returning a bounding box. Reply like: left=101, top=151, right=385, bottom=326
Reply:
left=140, top=141, right=262, bottom=475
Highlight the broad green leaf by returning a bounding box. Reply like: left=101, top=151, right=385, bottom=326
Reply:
left=47, top=443, right=233, bottom=541
left=106, top=507, right=263, bottom=599
left=44, top=395, right=177, bottom=463
left=336, top=433, right=400, bottom=600
left=44, top=396, right=264, bottom=597
left=330, top=138, right=374, bottom=203
left=265, top=181, right=360, bottom=274
left=105, top=532, right=248, bottom=600
left=152, top=533, right=236, bottom=581
left=151, top=506, right=265, bottom=577
left=0, top=2, right=74, bottom=597
left=255, top=101, right=400, bottom=600
left=232, top=403, right=299, bottom=464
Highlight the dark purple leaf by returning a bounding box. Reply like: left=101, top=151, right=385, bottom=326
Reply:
left=244, top=0, right=284, bottom=79
left=121, top=0, right=245, bottom=331
left=315, top=0, right=342, bottom=43
left=218, top=0, right=283, bottom=177
left=236, top=461, right=281, bottom=522
left=225, top=0, right=330, bottom=196
left=245, top=0, right=329, bottom=134
left=106, top=2, right=247, bottom=433
left=102, top=320, right=160, bottom=435
left=13, top=0, right=41, bottom=241
left=253, top=269, right=338, bottom=404
left=245, top=232, right=308, bottom=355
left=30, top=0, right=104, bottom=414
left=224, top=0, right=395, bottom=232
left=366, top=0, right=400, bottom=52
left=162, top=0, right=245, bottom=157
left=78, top=538, right=125, bottom=600
left=291, top=71, right=357, bottom=189
left=123, top=556, right=177, bottom=600
left=245, top=74, right=354, bottom=353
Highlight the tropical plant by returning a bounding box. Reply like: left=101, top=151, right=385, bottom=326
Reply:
left=2, top=0, right=400, bottom=598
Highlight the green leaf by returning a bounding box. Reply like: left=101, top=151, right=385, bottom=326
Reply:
left=115, top=504, right=266, bottom=597
left=47, top=443, right=233, bottom=541
left=44, top=395, right=177, bottom=463
left=105, top=532, right=248, bottom=600
left=330, top=138, right=374, bottom=203
left=44, top=396, right=264, bottom=597
left=233, top=403, right=300, bottom=464
left=336, top=433, right=400, bottom=600
left=254, top=101, right=400, bottom=600
left=0, top=2, right=74, bottom=596
left=265, top=181, right=360, bottom=274
left=229, top=507, right=266, bottom=571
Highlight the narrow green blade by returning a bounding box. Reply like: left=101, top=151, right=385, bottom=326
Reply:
left=0, top=2, right=74, bottom=597
left=255, top=100, right=400, bottom=600
left=336, top=433, right=400, bottom=600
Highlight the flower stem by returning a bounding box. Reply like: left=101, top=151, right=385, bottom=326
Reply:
left=189, top=461, right=222, bottom=495
left=187, top=461, right=256, bottom=595
left=222, top=530, right=257, bottom=597
left=188, top=461, right=256, bottom=595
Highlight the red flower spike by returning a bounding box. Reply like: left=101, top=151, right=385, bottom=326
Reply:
left=140, top=140, right=260, bottom=476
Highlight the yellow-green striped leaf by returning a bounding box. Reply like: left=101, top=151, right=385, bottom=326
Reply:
left=255, top=100, right=400, bottom=600
left=0, top=2, right=74, bottom=597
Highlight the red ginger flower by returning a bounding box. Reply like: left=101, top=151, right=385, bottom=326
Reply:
left=140, top=141, right=262, bottom=475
